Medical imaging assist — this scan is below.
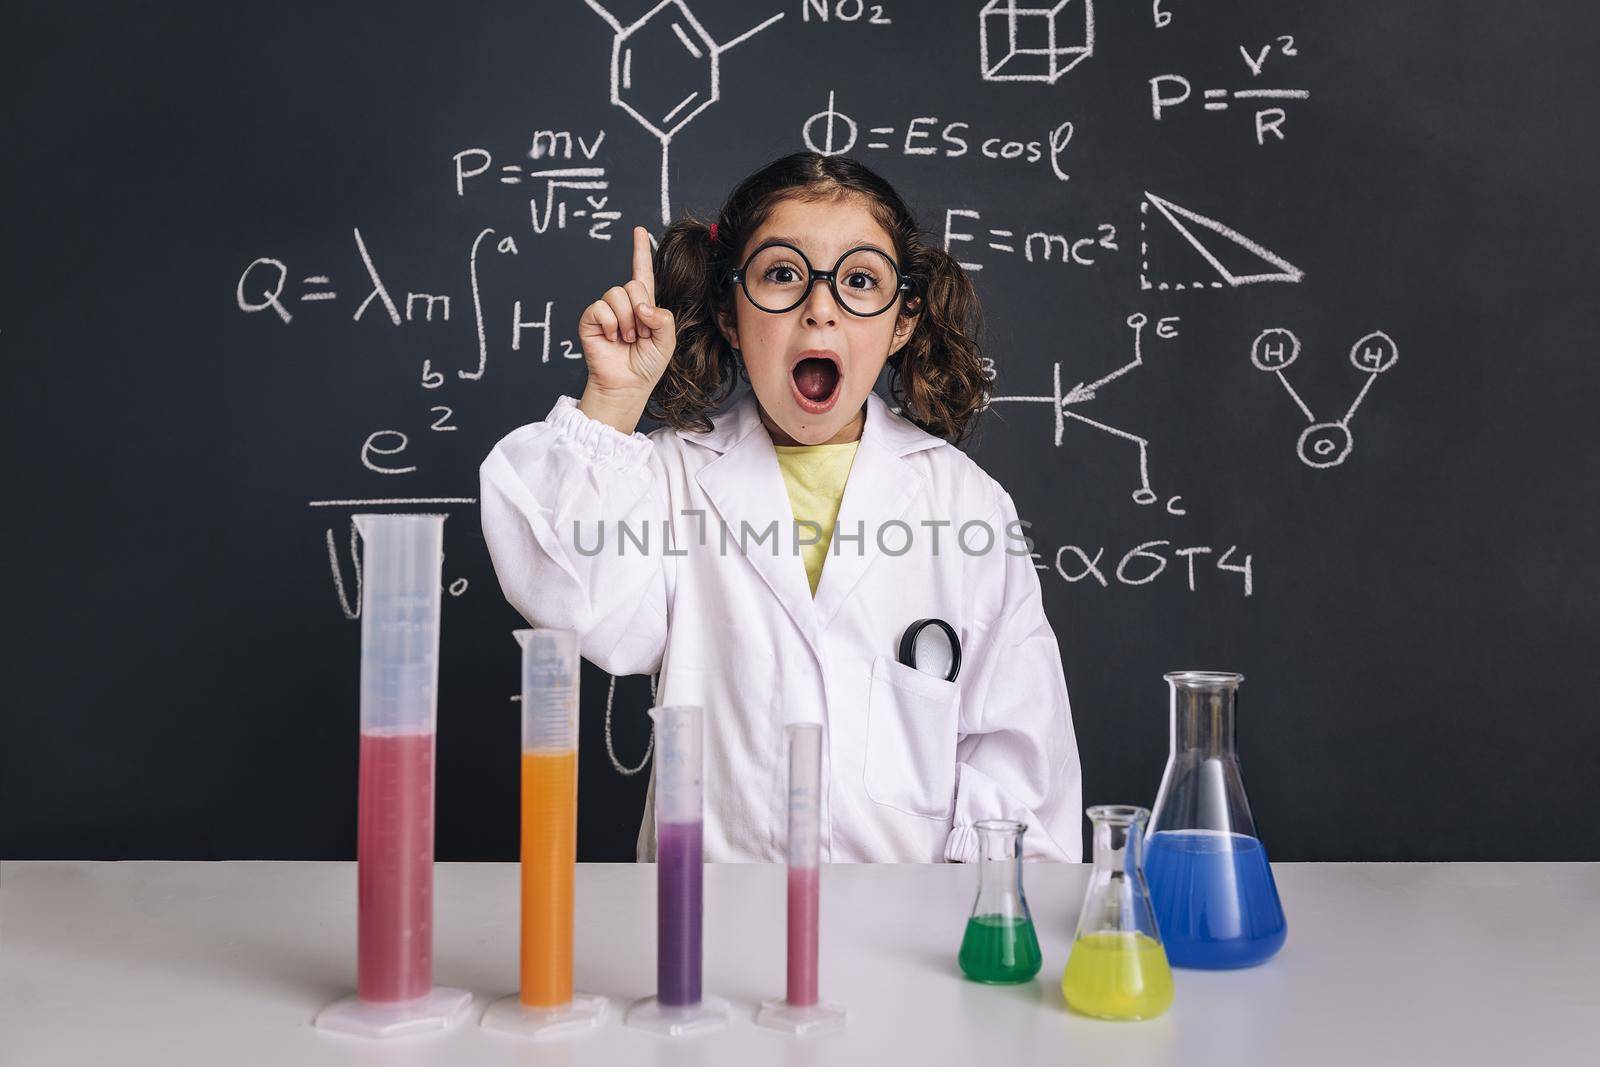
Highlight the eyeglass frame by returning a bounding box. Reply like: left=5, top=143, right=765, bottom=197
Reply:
left=719, top=239, right=917, bottom=318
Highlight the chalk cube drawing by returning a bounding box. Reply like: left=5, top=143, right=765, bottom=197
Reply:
left=979, top=0, right=1094, bottom=83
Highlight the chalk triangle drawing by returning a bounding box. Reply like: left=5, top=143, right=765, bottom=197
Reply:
left=1142, top=192, right=1303, bottom=288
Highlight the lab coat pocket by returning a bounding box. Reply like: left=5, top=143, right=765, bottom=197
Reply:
left=864, top=654, right=960, bottom=820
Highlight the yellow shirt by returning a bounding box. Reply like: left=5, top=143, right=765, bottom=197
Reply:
left=772, top=440, right=860, bottom=596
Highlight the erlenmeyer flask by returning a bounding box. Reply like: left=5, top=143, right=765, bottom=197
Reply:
left=1060, top=805, right=1174, bottom=1021
left=957, top=820, right=1042, bottom=984
left=1146, top=671, right=1287, bottom=969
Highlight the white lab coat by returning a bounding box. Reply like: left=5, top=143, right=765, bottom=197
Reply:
left=479, top=389, right=1083, bottom=863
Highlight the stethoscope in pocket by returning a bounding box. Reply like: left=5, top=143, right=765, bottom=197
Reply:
left=897, top=618, right=962, bottom=683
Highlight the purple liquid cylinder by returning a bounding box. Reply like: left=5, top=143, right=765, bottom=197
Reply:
left=656, top=820, right=703, bottom=1006
left=627, top=705, right=726, bottom=1035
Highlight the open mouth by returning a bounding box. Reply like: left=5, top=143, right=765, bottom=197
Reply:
left=790, top=353, right=842, bottom=413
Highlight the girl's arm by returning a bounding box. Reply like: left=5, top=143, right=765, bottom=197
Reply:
left=946, top=489, right=1084, bottom=863
left=481, top=225, right=678, bottom=676
left=479, top=394, right=671, bottom=677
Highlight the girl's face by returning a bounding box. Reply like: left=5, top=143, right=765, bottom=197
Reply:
left=717, top=196, right=919, bottom=446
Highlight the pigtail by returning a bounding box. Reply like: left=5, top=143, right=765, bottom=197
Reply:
left=887, top=242, right=991, bottom=446
left=646, top=214, right=742, bottom=434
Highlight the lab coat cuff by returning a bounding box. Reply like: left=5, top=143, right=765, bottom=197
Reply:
left=547, top=394, right=656, bottom=469
left=944, top=823, right=981, bottom=864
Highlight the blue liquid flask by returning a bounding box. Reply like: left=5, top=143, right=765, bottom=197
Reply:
left=1146, top=672, right=1287, bottom=969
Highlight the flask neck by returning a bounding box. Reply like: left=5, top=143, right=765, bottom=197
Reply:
left=1075, top=807, right=1160, bottom=942
left=976, top=824, right=1023, bottom=882
left=1090, top=815, right=1145, bottom=874
left=976, top=852, right=1023, bottom=896
left=1168, top=676, right=1240, bottom=757
left=971, top=821, right=1027, bottom=909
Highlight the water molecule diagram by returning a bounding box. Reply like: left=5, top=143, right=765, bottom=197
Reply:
left=979, top=0, right=1094, bottom=83
left=986, top=312, right=1186, bottom=513
left=583, top=0, right=784, bottom=226
left=1250, top=328, right=1399, bottom=468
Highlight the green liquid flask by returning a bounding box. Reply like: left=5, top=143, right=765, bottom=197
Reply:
left=958, top=820, right=1043, bottom=984
left=1061, top=805, right=1174, bottom=1020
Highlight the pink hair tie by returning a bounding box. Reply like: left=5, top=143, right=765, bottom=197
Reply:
left=708, top=222, right=719, bottom=243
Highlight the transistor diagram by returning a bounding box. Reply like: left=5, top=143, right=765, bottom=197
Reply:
left=1250, top=327, right=1399, bottom=468
left=584, top=0, right=784, bottom=225
left=986, top=312, right=1184, bottom=512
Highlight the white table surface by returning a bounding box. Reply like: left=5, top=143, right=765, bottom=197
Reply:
left=2, top=860, right=1595, bottom=1065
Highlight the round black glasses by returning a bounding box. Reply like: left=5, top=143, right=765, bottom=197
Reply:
left=722, top=240, right=915, bottom=317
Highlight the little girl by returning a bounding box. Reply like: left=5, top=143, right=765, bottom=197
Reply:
left=481, top=152, right=1082, bottom=863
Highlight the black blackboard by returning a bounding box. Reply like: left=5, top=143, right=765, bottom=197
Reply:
left=6, top=0, right=1597, bottom=862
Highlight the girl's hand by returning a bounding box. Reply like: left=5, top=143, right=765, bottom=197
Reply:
left=578, top=226, right=677, bottom=412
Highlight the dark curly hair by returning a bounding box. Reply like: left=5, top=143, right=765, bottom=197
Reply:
left=644, top=152, right=990, bottom=444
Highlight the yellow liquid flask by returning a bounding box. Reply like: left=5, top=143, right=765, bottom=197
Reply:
left=1060, top=805, right=1175, bottom=1021
left=481, top=629, right=608, bottom=1040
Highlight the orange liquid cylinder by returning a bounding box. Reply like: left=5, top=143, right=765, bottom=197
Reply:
left=481, top=628, right=605, bottom=1040
left=519, top=750, right=576, bottom=1007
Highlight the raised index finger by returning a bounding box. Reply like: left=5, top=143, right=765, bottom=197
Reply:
left=631, top=226, right=655, bottom=303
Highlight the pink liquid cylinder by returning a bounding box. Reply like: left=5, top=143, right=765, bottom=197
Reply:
left=357, top=729, right=435, bottom=1003
left=755, top=722, right=844, bottom=1036
left=313, top=513, right=469, bottom=1039
left=786, top=865, right=820, bottom=1006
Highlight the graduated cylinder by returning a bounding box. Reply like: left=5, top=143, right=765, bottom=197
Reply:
left=516, top=629, right=581, bottom=1007
left=480, top=628, right=607, bottom=1039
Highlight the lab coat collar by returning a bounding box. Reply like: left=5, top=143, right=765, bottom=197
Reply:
left=688, top=390, right=947, bottom=650
left=676, top=389, right=946, bottom=458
